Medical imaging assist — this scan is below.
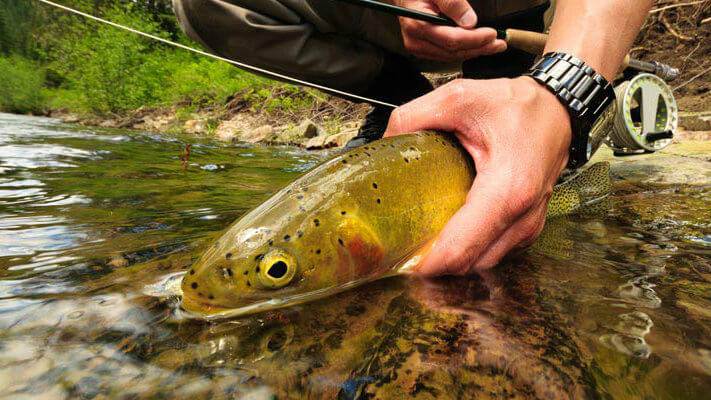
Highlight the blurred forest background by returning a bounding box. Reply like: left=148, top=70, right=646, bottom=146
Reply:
left=0, top=0, right=709, bottom=122
left=0, top=0, right=311, bottom=116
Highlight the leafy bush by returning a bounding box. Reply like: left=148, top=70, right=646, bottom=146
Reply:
left=0, top=0, right=314, bottom=117
left=0, top=56, right=47, bottom=114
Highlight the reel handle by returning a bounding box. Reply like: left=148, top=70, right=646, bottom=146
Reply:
left=645, top=130, right=674, bottom=143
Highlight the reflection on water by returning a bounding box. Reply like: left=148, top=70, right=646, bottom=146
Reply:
left=0, top=113, right=709, bottom=399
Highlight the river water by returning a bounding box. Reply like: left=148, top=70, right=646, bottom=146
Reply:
left=0, top=112, right=709, bottom=399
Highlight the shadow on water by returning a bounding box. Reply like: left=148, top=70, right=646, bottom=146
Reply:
left=0, top=113, right=709, bottom=399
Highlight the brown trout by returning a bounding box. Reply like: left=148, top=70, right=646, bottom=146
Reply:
left=181, top=131, right=610, bottom=318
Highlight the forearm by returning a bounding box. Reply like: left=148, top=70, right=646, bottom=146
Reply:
left=545, top=0, right=653, bottom=80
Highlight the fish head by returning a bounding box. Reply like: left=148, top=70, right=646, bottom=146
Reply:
left=180, top=221, right=317, bottom=315
left=178, top=177, right=359, bottom=317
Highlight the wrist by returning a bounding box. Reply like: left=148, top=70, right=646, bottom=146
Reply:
left=522, top=52, right=616, bottom=168
left=517, top=75, right=572, bottom=134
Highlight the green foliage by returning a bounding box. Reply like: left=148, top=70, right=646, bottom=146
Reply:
left=0, top=0, right=37, bottom=56
left=0, top=56, right=47, bottom=114
left=0, top=0, right=309, bottom=117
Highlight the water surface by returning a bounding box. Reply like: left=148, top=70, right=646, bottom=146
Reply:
left=0, top=113, right=709, bottom=399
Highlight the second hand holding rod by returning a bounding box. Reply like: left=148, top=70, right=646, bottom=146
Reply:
left=334, top=0, right=678, bottom=80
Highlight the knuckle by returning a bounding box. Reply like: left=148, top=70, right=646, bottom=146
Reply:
left=501, top=184, right=540, bottom=220
left=521, top=217, right=545, bottom=243
left=437, top=0, right=466, bottom=16
left=444, top=79, right=469, bottom=100
left=444, top=37, right=460, bottom=51
left=388, top=108, right=405, bottom=130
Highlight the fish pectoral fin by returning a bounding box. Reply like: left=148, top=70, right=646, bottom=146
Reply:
left=335, top=216, right=384, bottom=273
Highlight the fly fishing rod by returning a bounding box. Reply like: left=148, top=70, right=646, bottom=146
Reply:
left=334, top=0, right=679, bottom=81
left=335, top=0, right=680, bottom=154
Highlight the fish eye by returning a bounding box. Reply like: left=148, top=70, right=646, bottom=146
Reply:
left=257, top=249, right=297, bottom=289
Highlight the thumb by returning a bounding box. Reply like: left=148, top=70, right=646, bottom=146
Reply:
left=435, top=0, right=478, bottom=28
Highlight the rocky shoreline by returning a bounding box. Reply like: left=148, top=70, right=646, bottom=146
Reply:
left=48, top=103, right=711, bottom=150
left=49, top=97, right=369, bottom=150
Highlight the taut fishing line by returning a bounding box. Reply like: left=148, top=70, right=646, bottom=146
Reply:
left=34, top=0, right=398, bottom=109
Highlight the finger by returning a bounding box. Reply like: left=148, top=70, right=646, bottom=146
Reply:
left=474, top=200, right=548, bottom=268
left=384, top=79, right=482, bottom=136
left=404, top=37, right=506, bottom=62
left=433, top=0, right=478, bottom=28
left=415, top=25, right=499, bottom=52
left=415, top=174, right=534, bottom=276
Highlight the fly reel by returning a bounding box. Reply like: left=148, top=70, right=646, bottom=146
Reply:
left=605, top=73, right=678, bottom=155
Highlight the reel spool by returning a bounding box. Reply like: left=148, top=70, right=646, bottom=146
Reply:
left=606, top=73, right=678, bottom=155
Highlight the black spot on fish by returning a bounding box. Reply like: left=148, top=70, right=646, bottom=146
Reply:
left=198, top=292, right=203, bottom=297
left=314, top=219, right=320, bottom=227
left=302, top=187, right=308, bottom=192
left=372, top=182, right=378, bottom=189
left=364, top=152, right=371, bottom=157
left=286, top=189, right=292, bottom=194
left=342, top=159, right=347, bottom=164
left=316, top=249, right=321, bottom=254
left=299, top=205, right=306, bottom=212
left=256, top=266, right=261, bottom=273
left=376, top=198, right=381, bottom=204
left=247, top=281, right=251, bottom=287
left=254, top=254, right=264, bottom=261
left=404, top=157, right=409, bottom=163
left=189, top=269, right=195, bottom=275
left=297, top=194, right=304, bottom=200
left=208, top=294, right=214, bottom=300
left=191, top=282, right=198, bottom=289
left=243, top=270, right=249, bottom=275
left=283, top=234, right=291, bottom=241
left=338, top=238, right=344, bottom=246
left=341, top=211, right=346, bottom=216
left=390, top=144, right=395, bottom=148
left=268, top=239, right=274, bottom=246
left=225, top=253, right=232, bottom=260
left=297, top=230, right=304, bottom=238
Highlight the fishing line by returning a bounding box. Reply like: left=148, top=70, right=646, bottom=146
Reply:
left=33, top=0, right=398, bottom=109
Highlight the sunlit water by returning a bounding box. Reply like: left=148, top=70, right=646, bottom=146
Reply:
left=0, top=113, right=709, bottom=399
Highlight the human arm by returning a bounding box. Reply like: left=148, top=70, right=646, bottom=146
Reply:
left=385, top=0, right=653, bottom=275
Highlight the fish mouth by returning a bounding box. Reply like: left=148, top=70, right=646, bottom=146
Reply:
left=180, top=292, right=233, bottom=316
left=179, top=274, right=393, bottom=321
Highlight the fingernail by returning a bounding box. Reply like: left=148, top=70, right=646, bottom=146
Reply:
left=459, top=10, right=477, bottom=28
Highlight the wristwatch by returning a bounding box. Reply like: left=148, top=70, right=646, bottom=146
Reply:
left=525, top=52, right=617, bottom=168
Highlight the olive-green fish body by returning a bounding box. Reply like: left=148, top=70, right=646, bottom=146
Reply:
left=181, top=131, right=610, bottom=317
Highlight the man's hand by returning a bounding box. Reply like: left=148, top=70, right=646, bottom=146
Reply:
left=395, top=0, right=506, bottom=61
left=385, top=77, right=571, bottom=275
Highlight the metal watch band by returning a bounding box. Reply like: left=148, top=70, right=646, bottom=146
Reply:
left=525, top=52, right=616, bottom=168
